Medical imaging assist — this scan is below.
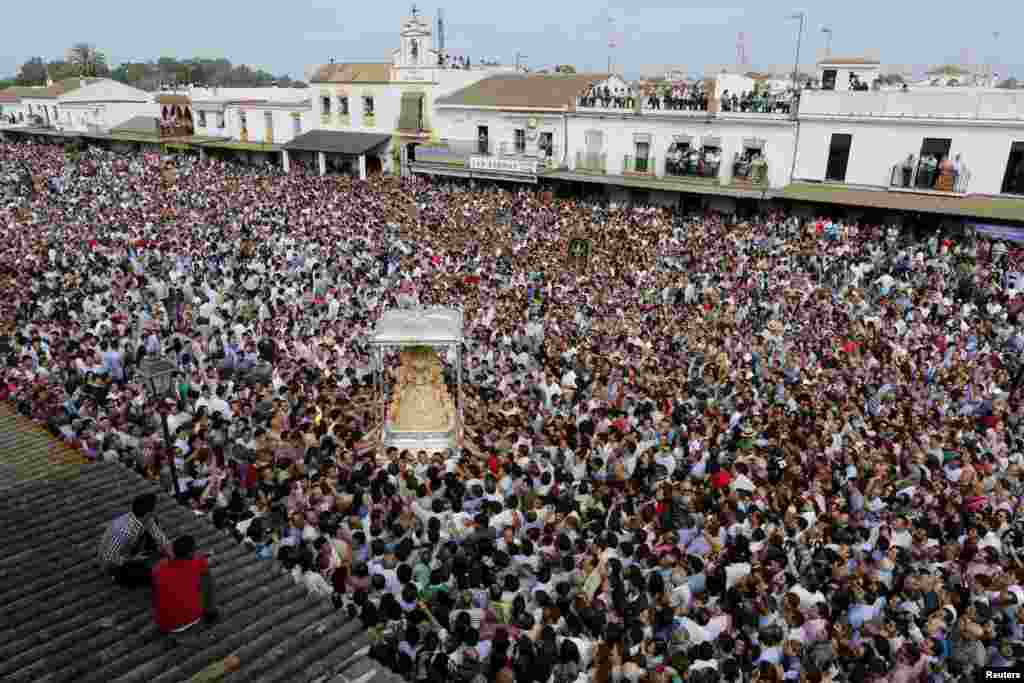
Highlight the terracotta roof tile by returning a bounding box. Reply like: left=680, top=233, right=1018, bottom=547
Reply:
left=156, top=94, right=191, bottom=105
left=310, top=62, right=392, bottom=83
left=0, top=404, right=400, bottom=683
left=437, top=72, right=611, bottom=109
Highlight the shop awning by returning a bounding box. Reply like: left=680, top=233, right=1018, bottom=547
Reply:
left=283, top=130, right=390, bottom=155
left=398, top=92, right=424, bottom=132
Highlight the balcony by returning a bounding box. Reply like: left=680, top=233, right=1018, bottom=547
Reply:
left=623, top=155, right=654, bottom=176
left=664, top=154, right=721, bottom=181
left=413, top=138, right=550, bottom=173
left=889, top=159, right=970, bottom=194
left=731, top=157, right=770, bottom=189
left=576, top=95, right=637, bottom=113
left=335, top=113, right=350, bottom=126
left=320, top=113, right=331, bottom=125
left=363, top=113, right=376, bottom=128
left=574, top=150, right=607, bottom=174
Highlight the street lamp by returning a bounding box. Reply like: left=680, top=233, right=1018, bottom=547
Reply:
left=138, top=355, right=181, bottom=498
left=821, top=26, right=832, bottom=57
left=788, top=12, right=806, bottom=91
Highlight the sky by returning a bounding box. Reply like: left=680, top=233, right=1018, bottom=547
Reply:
left=0, top=0, right=1019, bottom=81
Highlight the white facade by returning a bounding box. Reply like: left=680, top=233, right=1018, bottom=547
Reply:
left=311, top=12, right=514, bottom=138
left=567, top=111, right=795, bottom=189
left=430, top=105, right=566, bottom=168
left=56, top=79, right=159, bottom=133
left=796, top=89, right=1024, bottom=195
left=817, top=59, right=881, bottom=91
left=191, top=98, right=312, bottom=145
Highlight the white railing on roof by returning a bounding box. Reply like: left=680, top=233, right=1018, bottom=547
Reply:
left=799, top=90, right=1024, bottom=120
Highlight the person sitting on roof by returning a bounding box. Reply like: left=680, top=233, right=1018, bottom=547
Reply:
left=97, top=492, right=173, bottom=587
left=152, top=534, right=219, bottom=633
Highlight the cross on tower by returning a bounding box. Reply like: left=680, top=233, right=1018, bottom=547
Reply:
left=411, top=3, right=419, bottom=17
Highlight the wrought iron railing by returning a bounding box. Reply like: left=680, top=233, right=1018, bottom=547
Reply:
left=889, top=159, right=970, bottom=193
left=575, top=150, right=607, bottom=173
left=623, top=155, right=655, bottom=174
left=733, top=159, right=770, bottom=185
left=665, top=155, right=720, bottom=179
left=576, top=95, right=635, bottom=110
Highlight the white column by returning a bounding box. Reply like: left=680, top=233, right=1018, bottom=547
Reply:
left=318, top=151, right=326, bottom=176
left=358, top=154, right=367, bottom=180
left=282, top=149, right=291, bottom=173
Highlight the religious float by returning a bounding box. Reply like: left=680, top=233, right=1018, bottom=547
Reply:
left=369, top=307, right=464, bottom=455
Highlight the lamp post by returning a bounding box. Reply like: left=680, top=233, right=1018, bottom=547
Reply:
left=822, top=26, right=832, bottom=57
left=139, top=355, right=181, bottom=498
left=789, top=12, right=806, bottom=91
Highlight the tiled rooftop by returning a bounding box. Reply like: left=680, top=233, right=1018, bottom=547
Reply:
left=0, top=405, right=403, bottom=683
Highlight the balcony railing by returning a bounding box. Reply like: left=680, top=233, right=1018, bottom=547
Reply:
left=732, top=158, right=770, bottom=185
left=665, top=155, right=721, bottom=179
left=889, top=159, right=970, bottom=194
left=639, top=95, right=710, bottom=113
left=576, top=95, right=636, bottom=111
left=574, top=150, right=607, bottom=173
left=720, top=98, right=795, bottom=115
left=623, top=155, right=654, bottom=175
left=413, top=138, right=550, bottom=169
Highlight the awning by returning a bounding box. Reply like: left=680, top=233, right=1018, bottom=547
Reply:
left=198, top=140, right=282, bottom=153
left=743, top=138, right=765, bottom=149
left=702, top=136, right=722, bottom=148
left=283, top=130, right=390, bottom=155
left=782, top=182, right=1024, bottom=223
left=672, top=134, right=693, bottom=144
left=398, top=92, right=424, bottom=132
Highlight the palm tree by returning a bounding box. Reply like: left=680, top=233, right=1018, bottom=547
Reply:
left=66, top=43, right=108, bottom=78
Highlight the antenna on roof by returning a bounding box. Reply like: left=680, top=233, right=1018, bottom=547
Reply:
left=438, top=8, right=445, bottom=54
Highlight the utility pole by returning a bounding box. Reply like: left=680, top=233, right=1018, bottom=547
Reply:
left=822, top=26, right=832, bottom=57
left=607, top=16, right=616, bottom=74
left=788, top=12, right=806, bottom=91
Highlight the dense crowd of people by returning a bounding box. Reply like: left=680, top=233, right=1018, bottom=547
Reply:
left=5, top=138, right=1024, bottom=683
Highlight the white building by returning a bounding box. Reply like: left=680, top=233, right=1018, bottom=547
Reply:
left=817, top=56, right=881, bottom=91
left=794, top=87, right=1024, bottom=196
left=411, top=72, right=606, bottom=183
left=56, top=79, right=160, bottom=133
left=303, top=9, right=516, bottom=178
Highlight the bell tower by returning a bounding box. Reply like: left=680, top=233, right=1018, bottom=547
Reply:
left=397, top=4, right=433, bottom=69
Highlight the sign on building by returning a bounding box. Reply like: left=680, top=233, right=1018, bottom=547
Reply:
left=469, top=156, right=539, bottom=174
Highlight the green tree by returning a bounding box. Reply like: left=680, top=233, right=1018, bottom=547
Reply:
left=16, top=57, right=47, bottom=85
left=555, top=64, right=577, bottom=74
left=67, top=43, right=108, bottom=77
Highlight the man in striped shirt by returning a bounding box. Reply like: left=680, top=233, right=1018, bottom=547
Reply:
left=97, top=492, right=173, bottom=587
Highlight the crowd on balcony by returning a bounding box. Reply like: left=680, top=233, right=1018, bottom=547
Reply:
left=719, top=90, right=796, bottom=115
left=665, top=145, right=722, bottom=178
left=893, top=154, right=968, bottom=194
left=578, top=84, right=636, bottom=109
left=641, top=83, right=711, bottom=112
left=7, top=138, right=1024, bottom=682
